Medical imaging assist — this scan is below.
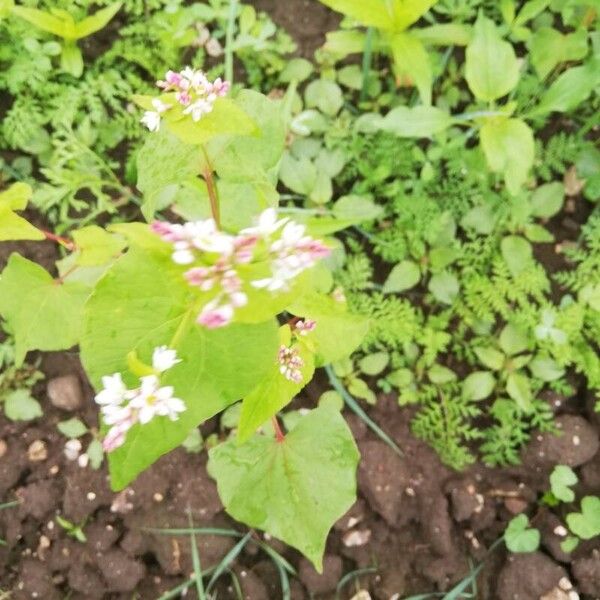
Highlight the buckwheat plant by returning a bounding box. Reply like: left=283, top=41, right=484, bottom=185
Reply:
left=0, top=69, right=371, bottom=570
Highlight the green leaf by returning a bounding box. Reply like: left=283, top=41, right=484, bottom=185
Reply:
left=376, top=105, right=452, bottom=138
left=279, top=58, right=313, bottom=82
left=287, top=294, right=369, bottom=366
left=504, top=514, right=540, bottom=553
left=3, top=389, right=43, bottom=421
left=57, top=417, right=88, bottom=438
left=530, top=60, right=600, bottom=116
left=0, top=255, right=89, bottom=366
left=499, top=323, right=529, bottom=356
left=238, top=334, right=315, bottom=443
left=73, top=2, right=121, bottom=39
left=529, top=356, right=565, bottom=381
left=11, top=5, right=68, bottom=37
left=136, top=129, right=202, bottom=221
left=87, top=439, right=104, bottom=469
left=383, top=260, right=421, bottom=293
left=501, top=235, right=534, bottom=277
left=318, top=0, right=435, bottom=31
left=475, top=347, right=505, bottom=370
left=412, top=23, right=472, bottom=46
left=0, top=183, right=44, bottom=242
left=428, top=364, right=457, bottom=384
left=428, top=271, right=459, bottom=304
left=208, top=406, right=360, bottom=571
left=332, top=195, right=383, bottom=222
left=529, top=27, right=588, bottom=79
left=347, top=377, right=377, bottom=404
left=506, top=372, right=533, bottom=412
left=279, top=154, right=317, bottom=195
left=465, top=13, right=520, bottom=101
left=72, top=226, right=126, bottom=266
left=530, top=182, right=564, bottom=219
left=60, top=41, right=83, bottom=77
left=480, top=118, right=534, bottom=195
left=514, top=0, right=551, bottom=26
left=305, top=80, right=343, bottom=116
left=164, top=98, right=258, bottom=146
left=463, top=371, right=496, bottom=400
left=359, top=352, right=389, bottom=376
left=550, top=465, right=578, bottom=503
left=80, top=246, right=279, bottom=490
left=567, top=496, right=600, bottom=539
left=390, top=32, right=432, bottom=105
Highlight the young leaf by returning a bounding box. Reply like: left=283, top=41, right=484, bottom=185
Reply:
left=501, top=235, right=534, bottom=276
left=550, top=465, right=578, bottom=503
left=462, top=371, right=496, bottom=401
left=359, top=352, right=389, bottom=376
left=60, top=41, right=83, bottom=77
left=208, top=406, right=360, bottom=571
left=11, top=6, right=68, bottom=37
left=0, top=183, right=44, bottom=242
left=428, top=271, right=459, bottom=305
left=305, top=80, right=343, bottom=116
left=57, top=418, right=88, bottom=439
left=73, top=2, right=122, bottom=39
left=480, top=118, right=534, bottom=195
left=465, top=14, right=520, bottom=101
left=530, top=182, right=564, bottom=219
left=530, top=60, right=600, bottom=116
left=4, top=389, right=43, bottom=421
left=504, top=514, right=540, bottom=553
left=506, top=372, right=533, bottom=412
left=529, top=27, right=588, bottom=79
left=567, top=496, right=600, bottom=539
left=80, top=246, right=279, bottom=489
left=474, top=347, right=505, bottom=371
left=390, top=32, right=432, bottom=105
left=287, top=294, right=369, bottom=366
left=383, top=260, right=421, bottom=293
left=529, top=356, right=565, bottom=382
left=376, top=105, right=452, bottom=138
left=0, top=255, right=89, bottom=365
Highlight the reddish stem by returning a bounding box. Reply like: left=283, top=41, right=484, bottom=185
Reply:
left=40, top=230, right=75, bottom=251
left=203, top=167, right=221, bottom=229
left=271, top=416, right=285, bottom=443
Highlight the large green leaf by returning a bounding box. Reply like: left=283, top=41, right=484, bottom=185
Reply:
left=530, top=60, right=600, bottom=116
left=80, top=246, right=279, bottom=489
left=136, top=130, right=203, bottom=221
left=390, top=32, right=432, bottom=105
left=287, top=294, right=369, bottom=365
left=208, top=406, right=360, bottom=570
left=0, top=255, right=89, bottom=365
left=11, top=5, right=69, bottom=37
left=238, top=335, right=315, bottom=442
left=465, top=14, right=520, bottom=101
left=567, top=497, right=600, bottom=540
left=480, top=117, right=534, bottom=195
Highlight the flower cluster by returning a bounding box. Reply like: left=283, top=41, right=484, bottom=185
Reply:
left=151, top=209, right=330, bottom=329
left=140, top=67, right=230, bottom=132
left=277, top=345, right=304, bottom=383
left=95, top=347, right=185, bottom=452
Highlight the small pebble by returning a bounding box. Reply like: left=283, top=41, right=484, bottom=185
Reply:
left=572, top=435, right=580, bottom=446
left=554, top=525, right=568, bottom=537
left=343, top=529, right=371, bottom=547
left=27, top=440, right=48, bottom=462
left=87, top=492, right=96, bottom=501
left=47, top=374, right=83, bottom=411
left=153, top=492, right=164, bottom=502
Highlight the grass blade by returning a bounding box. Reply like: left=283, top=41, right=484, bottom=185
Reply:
left=325, top=365, right=403, bottom=457
left=206, top=532, right=252, bottom=592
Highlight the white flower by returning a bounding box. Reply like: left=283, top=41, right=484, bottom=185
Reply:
left=152, top=346, right=181, bottom=373
left=129, top=375, right=186, bottom=424
left=152, top=98, right=171, bottom=113
left=241, top=208, right=288, bottom=237
left=183, top=98, right=214, bottom=121
left=186, top=219, right=235, bottom=254
left=141, top=110, right=161, bottom=132
left=95, top=374, right=127, bottom=406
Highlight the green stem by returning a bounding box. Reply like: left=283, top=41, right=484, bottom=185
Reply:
left=225, top=0, right=238, bottom=84
left=200, top=147, right=221, bottom=228
left=360, top=27, right=374, bottom=102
